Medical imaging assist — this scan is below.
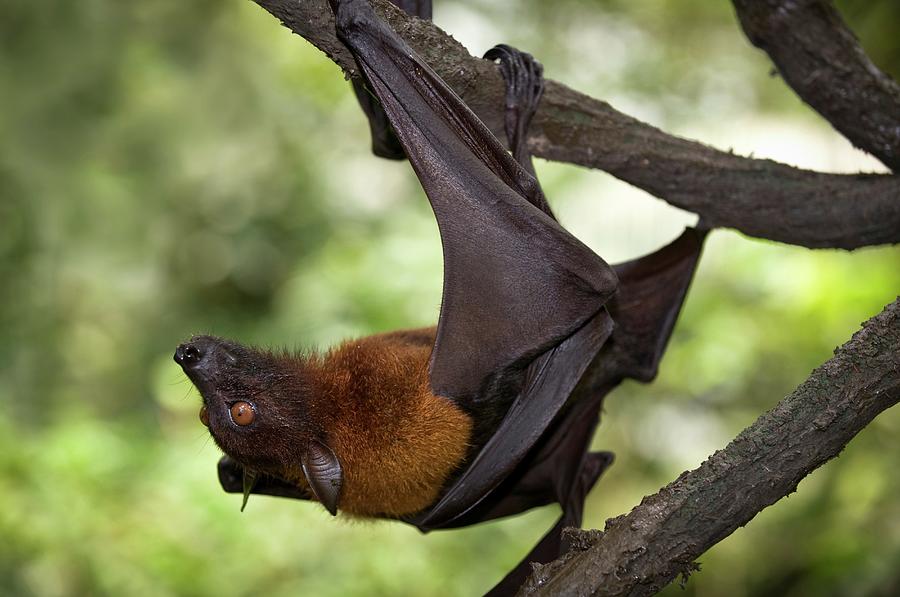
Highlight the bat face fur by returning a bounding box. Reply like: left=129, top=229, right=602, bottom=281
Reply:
left=174, top=335, right=315, bottom=475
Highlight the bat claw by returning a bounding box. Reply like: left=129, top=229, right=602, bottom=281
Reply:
left=483, top=43, right=554, bottom=217
left=484, top=44, right=545, bottom=159
left=484, top=44, right=544, bottom=117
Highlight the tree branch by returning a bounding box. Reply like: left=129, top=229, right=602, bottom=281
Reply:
left=520, top=297, right=900, bottom=597
left=252, top=0, right=900, bottom=250
left=733, top=0, right=900, bottom=172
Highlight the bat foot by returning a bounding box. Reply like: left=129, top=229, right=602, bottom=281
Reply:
left=483, top=44, right=544, bottom=155
left=482, top=43, right=555, bottom=217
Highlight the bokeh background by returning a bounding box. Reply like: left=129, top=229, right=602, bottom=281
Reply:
left=2, top=0, right=899, bottom=595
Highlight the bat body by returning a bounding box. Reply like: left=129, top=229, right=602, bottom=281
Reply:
left=176, top=1, right=706, bottom=593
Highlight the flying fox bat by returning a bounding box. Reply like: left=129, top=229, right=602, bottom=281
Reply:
left=174, top=0, right=705, bottom=594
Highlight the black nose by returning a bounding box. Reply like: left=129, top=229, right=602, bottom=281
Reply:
left=174, top=342, right=203, bottom=366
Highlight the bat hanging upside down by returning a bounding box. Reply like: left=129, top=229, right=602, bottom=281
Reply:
left=175, top=0, right=705, bottom=593
left=176, top=327, right=473, bottom=518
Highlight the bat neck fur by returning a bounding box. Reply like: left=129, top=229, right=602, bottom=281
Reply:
left=300, top=328, right=473, bottom=517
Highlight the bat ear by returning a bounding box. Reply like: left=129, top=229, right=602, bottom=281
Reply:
left=301, top=439, right=343, bottom=516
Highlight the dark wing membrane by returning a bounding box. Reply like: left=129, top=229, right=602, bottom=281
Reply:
left=332, top=0, right=617, bottom=406
left=350, top=0, right=432, bottom=159
left=609, top=227, right=707, bottom=381
left=412, top=310, right=613, bottom=527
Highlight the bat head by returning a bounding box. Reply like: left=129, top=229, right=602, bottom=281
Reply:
left=173, top=335, right=314, bottom=473
left=175, top=335, right=344, bottom=514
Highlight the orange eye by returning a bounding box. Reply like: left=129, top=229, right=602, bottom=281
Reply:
left=230, top=401, right=255, bottom=426
left=199, top=406, right=209, bottom=427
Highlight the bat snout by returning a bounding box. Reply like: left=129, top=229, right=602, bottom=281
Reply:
left=174, top=342, right=204, bottom=367
left=174, top=335, right=235, bottom=369
left=173, top=335, right=242, bottom=397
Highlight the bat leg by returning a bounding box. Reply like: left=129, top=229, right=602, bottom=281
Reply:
left=484, top=44, right=554, bottom=218
left=352, top=82, right=406, bottom=159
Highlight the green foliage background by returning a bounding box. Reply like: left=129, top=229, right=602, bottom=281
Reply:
left=1, top=1, right=898, bottom=595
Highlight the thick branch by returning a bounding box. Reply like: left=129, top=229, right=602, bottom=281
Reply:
left=253, top=0, right=900, bottom=249
left=733, top=0, right=900, bottom=172
left=521, top=297, right=900, bottom=596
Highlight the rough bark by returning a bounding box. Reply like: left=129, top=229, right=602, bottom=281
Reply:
left=733, top=0, right=900, bottom=172
left=252, top=0, right=900, bottom=250
left=520, top=297, right=900, bottom=597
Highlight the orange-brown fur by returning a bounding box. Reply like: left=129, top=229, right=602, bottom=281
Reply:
left=298, top=327, right=472, bottom=517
